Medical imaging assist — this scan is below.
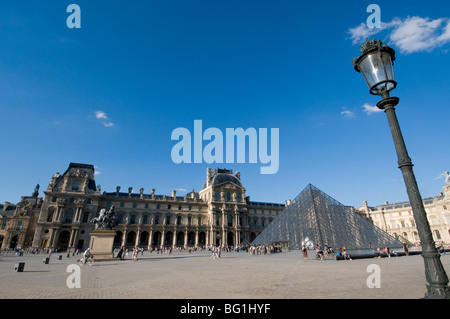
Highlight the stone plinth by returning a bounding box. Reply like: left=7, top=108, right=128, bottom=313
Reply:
left=89, top=230, right=116, bottom=261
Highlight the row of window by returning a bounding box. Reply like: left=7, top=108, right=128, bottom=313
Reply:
left=214, top=192, right=242, bottom=202
left=106, top=201, right=203, bottom=211
left=50, top=196, right=92, bottom=204
left=1, top=219, right=23, bottom=230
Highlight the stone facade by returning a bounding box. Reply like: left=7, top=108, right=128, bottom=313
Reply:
left=1, top=163, right=284, bottom=251
left=356, top=173, right=450, bottom=246
left=0, top=185, right=42, bottom=250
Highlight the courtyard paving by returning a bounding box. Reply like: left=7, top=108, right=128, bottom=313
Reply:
left=1, top=248, right=449, bottom=300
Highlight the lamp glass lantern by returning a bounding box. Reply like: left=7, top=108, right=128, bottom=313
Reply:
left=353, top=40, right=397, bottom=96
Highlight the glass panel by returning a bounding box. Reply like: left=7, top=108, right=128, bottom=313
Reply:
left=359, top=51, right=394, bottom=92
left=252, top=184, right=403, bottom=250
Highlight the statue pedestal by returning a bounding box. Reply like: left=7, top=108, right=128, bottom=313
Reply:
left=89, top=230, right=116, bottom=261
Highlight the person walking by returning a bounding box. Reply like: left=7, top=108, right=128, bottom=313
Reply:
left=403, top=242, right=409, bottom=256
left=302, top=245, right=308, bottom=260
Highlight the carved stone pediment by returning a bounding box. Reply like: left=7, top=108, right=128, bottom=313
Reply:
left=69, top=169, right=88, bottom=178
left=15, top=202, right=33, bottom=217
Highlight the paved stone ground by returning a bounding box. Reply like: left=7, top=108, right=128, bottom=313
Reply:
left=1, top=248, right=449, bottom=301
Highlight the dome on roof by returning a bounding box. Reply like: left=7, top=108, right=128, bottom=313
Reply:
left=202, top=168, right=242, bottom=189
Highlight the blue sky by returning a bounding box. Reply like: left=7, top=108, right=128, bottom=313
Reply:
left=1, top=0, right=450, bottom=208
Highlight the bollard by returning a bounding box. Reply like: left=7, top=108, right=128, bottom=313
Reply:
left=43, top=258, right=50, bottom=264
left=58, top=255, right=62, bottom=260
left=14, top=262, right=25, bottom=272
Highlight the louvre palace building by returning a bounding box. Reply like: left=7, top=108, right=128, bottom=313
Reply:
left=2, top=163, right=449, bottom=252
left=356, top=172, right=450, bottom=246
left=0, top=163, right=285, bottom=251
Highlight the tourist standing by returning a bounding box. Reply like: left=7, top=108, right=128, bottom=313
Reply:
left=302, top=245, right=308, bottom=260
left=403, top=242, right=409, bottom=256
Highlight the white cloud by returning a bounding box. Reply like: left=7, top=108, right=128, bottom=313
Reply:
left=340, top=110, right=355, bottom=118
left=349, top=16, right=450, bottom=54
left=362, top=103, right=382, bottom=115
left=434, top=172, right=447, bottom=180
left=94, top=110, right=115, bottom=127
left=95, top=110, right=109, bottom=120
left=390, top=17, right=449, bottom=54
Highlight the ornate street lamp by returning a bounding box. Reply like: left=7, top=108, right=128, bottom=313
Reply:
left=352, top=39, right=450, bottom=299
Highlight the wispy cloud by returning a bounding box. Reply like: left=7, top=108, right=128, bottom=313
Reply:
left=349, top=16, right=450, bottom=54
left=95, top=110, right=115, bottom=127
left=340, top=109, right=355, bottom=118
left=362, top=103, right=382, bottom=115
left=434, top=171, right=448, bottom=180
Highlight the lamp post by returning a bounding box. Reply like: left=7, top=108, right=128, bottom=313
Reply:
left=352, top=39, right=450, bottom=299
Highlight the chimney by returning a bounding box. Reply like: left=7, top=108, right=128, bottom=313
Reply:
left=206, top=168, right=211, bottom=187
left=3, top=201, right=11, bottom=211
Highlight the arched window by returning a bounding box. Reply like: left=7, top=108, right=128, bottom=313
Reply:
left=47, top=208, right=55, bottom=222
left=226, top=193, right=231, bottom=202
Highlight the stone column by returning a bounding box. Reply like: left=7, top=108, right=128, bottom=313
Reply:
left=161, top=229, right=166, bottom=249
left=195, top=230, right=199, bottom=248
left=135, top=229, right=141, bottom=248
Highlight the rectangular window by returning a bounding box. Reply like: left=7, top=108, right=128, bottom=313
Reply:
left=82, top=212, right=90, bottom=223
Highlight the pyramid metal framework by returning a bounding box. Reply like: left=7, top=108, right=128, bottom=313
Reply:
left=252, top=184, right=403, bottom=250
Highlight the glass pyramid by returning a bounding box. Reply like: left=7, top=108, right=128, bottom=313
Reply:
left=252, top=184, right=403, bottom=250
